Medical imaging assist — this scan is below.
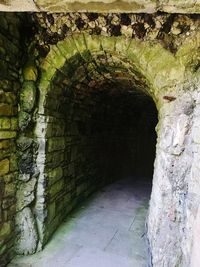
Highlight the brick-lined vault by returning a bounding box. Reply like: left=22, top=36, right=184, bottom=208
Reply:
left=34, top=50, right=158, bottom=248
left=0, top=11, right=200, bottom=267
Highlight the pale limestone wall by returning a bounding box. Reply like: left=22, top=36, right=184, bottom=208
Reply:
left=191, top=203, right=200, bottom=267
left=148, top=90, right=200, bottom=266
left=0, top=0, right=200, bottom=13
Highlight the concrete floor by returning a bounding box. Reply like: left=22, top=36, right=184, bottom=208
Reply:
left=9, top=177, right=151, bottom=267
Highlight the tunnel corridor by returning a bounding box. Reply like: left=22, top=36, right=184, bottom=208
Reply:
left=40, top=60, right=158, bottom=243
left=9, top=178, right=151, bottom=267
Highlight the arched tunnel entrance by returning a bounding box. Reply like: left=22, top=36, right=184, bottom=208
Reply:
left=39, top=52, right=158, bottom=244
left=13, top=48, right=158, bottom=266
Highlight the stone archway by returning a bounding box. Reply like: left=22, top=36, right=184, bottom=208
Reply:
left=36, top=45, right=159, bottom=245
left=16, top=18, right=200, bottom=267
left=33, top=35, right=158, bottom=247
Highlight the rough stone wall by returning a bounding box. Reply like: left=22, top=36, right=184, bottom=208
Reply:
left=33, top=12, right=200, bottom=55
left=148, top=89, right=200, bottom=267
left=0, top=13, right=22, bottom=267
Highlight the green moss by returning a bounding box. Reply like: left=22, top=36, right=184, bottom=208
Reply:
left=56, top=37, right=79, bottom=62
left=99, top=35, right=117, bottom=52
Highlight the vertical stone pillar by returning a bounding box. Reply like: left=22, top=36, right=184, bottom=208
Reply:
left=148, top=92, right=196, bottom=266
left=16, top=61, right=40, bottom=255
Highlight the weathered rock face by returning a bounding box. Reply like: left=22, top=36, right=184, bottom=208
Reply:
left=0, top=9, right=200, bottom=267
left=148, top=92, right=199, bottom=267
left=15, top=207, right=38, bottom=255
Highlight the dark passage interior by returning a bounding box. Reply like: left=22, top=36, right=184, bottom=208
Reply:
left=43, top=58, right=158, bottom=241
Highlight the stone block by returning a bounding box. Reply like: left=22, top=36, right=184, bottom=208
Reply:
left=0, top=222, right=11, bottom=239
left=48, top=166, right=63, bottom=186
left=0, top=91, right=17, bottom=105
left=0, top=131, right=16, bottom=140
left=0, top=140, right=10, bottom=149
left=4, top=182, right=15, bottom=197
left=3, top=203, right=15, bottom=220
left=21, top=81, right=36, bottom=112
left=2, top=197, right=15, bottom=209
left=48, top=201, right=56, bottom=222
left=46, top=151, right=65, bottom=168
left=47, top=137, right=65, bottom=152
left=3, top=172, right=16, bottom=183
left=17, top=136, right=33, bottom=151
left=18, top=149, right=34, bottom=174
left=49, top=179, right=64, bottom=198
left=0, top=118, right=11, bottom=129
left=9, top=154, right=18, bottom=172
left=0, top=117, right=18, bottom=130
left=16, top=207, right=38, bottom=255
left=23, top=63, right=38, bottom=81
left=0, top=103, right=13, bottom=116
left=0, top=158, right=9, bottom=175
left=16, top=178, right=37, bottom=211
left=11, top=118, right=18, bottom=130
left=18, top=111, right=31, bottom=130
left=17, top=174, right=31, bottom=182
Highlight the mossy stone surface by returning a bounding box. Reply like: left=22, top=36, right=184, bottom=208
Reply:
left=18, top=111, right=31, bottom=130
left=21, top=81, right=36, bottom=113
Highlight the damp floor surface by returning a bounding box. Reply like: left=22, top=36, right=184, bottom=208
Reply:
left=9, top=178, right=151, bottom=267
